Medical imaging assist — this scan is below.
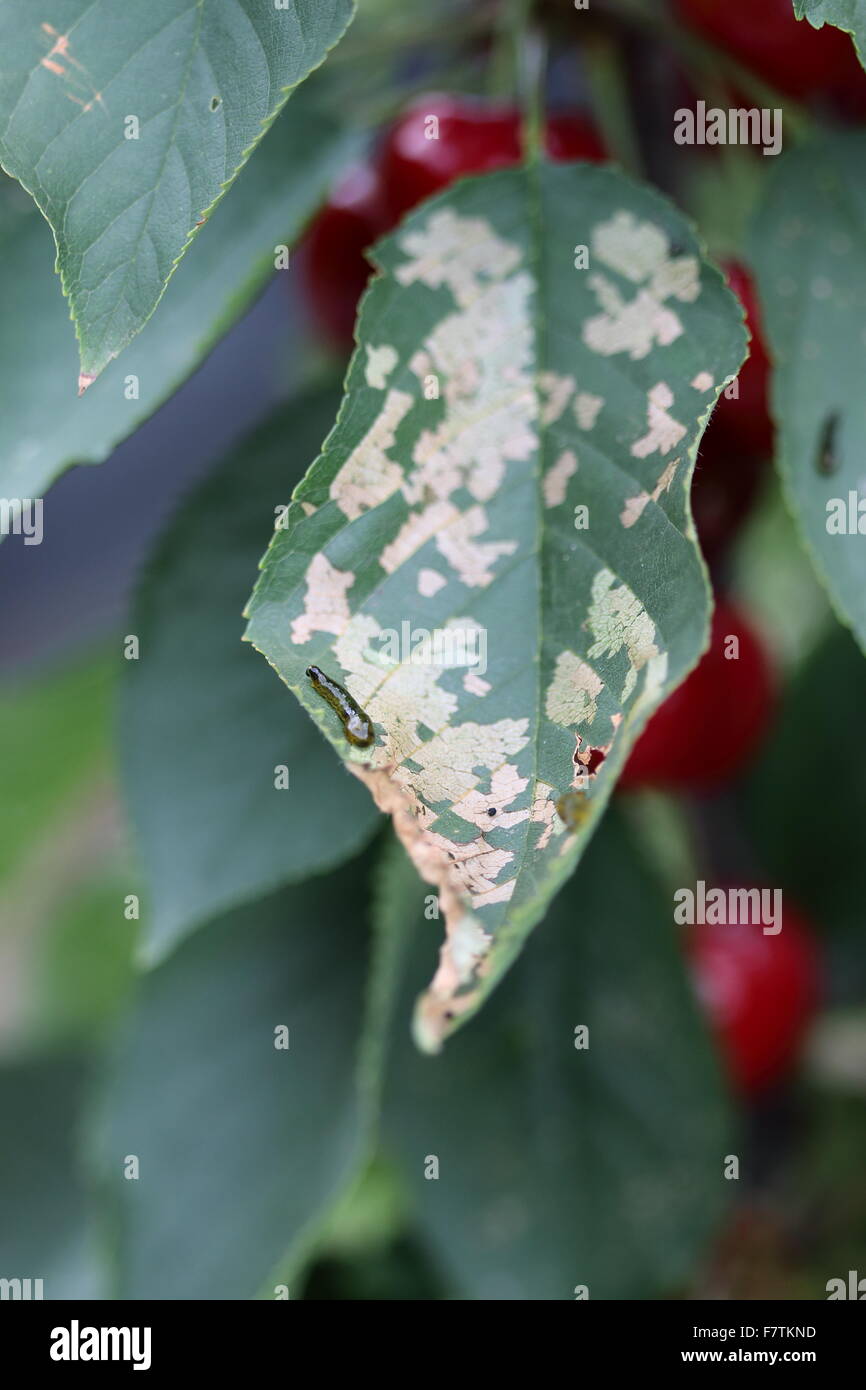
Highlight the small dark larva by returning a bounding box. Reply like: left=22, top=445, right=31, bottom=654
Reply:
left=306, top=665, right=375, bottom=748
left=556, top=790, right=592, bottom=832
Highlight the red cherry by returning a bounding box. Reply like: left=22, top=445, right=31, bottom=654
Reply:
left=298, top=162, right=389, bottom=348
left=379, top=93, right=606, bottom=223
left=673, top=0, right=866, bottom=103
left=543, top=111, right=608, bottom=163
left=712, top=261, right=773, bottom=459
left=690, top=263, right=773, bottom=562
left=379, top=93, right=523, bottom=224
left=691, top=416, right=767, bottom=566
left=619, top=599, right=774, bottom=790
left=687, top=902, right=821, bottom=1094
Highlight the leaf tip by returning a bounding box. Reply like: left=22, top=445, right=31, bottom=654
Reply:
left=77, top=371, right=96, bottom=396
left=412, top=995, right=446, bottom=1055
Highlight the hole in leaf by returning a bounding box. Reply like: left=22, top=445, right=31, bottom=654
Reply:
left=584, top=747, right=607, bottom=775
left=210, top=95, right=221, bottom=111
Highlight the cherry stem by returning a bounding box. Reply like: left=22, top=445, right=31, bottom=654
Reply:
left=582, top=27, right=644, bottom=177
left=492, top=0, right=546, bottom=157
left=518, top=26, right=547, bottom=160
left=489, top=0, right=520, bottom=98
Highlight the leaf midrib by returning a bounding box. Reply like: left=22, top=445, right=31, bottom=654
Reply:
left=79, top=0, right=205, bottom=366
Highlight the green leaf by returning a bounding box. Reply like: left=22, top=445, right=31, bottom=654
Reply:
left=27, top=869, right=137, bottom=1045
left=742, top=624, right=866, bottom=1002
left=122, top=387, right=380, bottom=966
left=93, top=854, right=378, bottom=1300
left=0, top=653, right=135, bottom=1051
left=793, top=1, right=866, bottom=69
left=749, top=135, right=866, bottom=652
left=0, top=653, right=112, bottom=883
left=0, top=1057, right=104, bottom=1299
left=245, top=162, right=747, bottom=1050
left=731, top=477, right=832, bottom=674
left=0, top=89, right=354, bottom=509
left=0, top=0, right=354, bottom=385
left=380, top=811, right=731, bottom=1300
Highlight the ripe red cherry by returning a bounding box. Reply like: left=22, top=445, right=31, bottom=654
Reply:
left=687, top=903, right=821, bottom=1095
left=691, top=414, right=767, bottom=567
left=298, top=162, right=389, bottom=348
left=690, top=263, right=773, bottom=562
left=673, top=0, right=866, bottom=102
left=619, top=599, right=774, bottom=790
left=379, top=94, right=523, bottom=224
left=712, top=261, right=773, bottom=459
left=538, top=110, right=608, bottom=162
left=379, top=94, right=606, bottom=223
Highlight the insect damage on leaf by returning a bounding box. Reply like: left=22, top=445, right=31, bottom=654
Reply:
left=245, top=164, right=747, bottom=1051
left=586, top=569, right=668, bottom=703
left=583, top=211, right=701, bottom=359
left=38, top=22, right=106, bottom=115
left=365, top=344, right=399, bottom=388
left=621, top=458, right=679, bottom=528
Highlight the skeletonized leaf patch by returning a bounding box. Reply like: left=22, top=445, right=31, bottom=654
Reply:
left=246, top=162, right=746, bottom=1051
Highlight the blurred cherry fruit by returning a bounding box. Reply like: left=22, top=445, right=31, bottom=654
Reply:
left=690, top=263, right=773, bottom=562
left=298, top=162, right=389, bottom=348
left=712, top=261, right=774, bottom=458
left=687, top=902, right=821, bottom=1094
left=673, top=0, right=866, bottom=103
left=379, top=93, right=523, bottom=223
left=620, top=599, right=774, bottom=790
left=691, top=414, right=767, bottom=566
left=540, top=110, right=607, bottom=162
left=379, top=94, right=606, bottom=223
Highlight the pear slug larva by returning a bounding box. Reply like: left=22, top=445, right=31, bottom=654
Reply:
left=306, top=665, right=375, bottom=748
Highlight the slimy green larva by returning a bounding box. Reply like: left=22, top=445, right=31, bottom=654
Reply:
left=306, top=666, right=375, bottom=748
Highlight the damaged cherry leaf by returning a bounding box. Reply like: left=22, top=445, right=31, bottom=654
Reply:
left=793, top=1, right=866, bottom=69
left=245, top=162, right=746, bottom=1052
left=0, top=0, right=354, bottom=387
left=750, top=134, right=866, bottom=653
